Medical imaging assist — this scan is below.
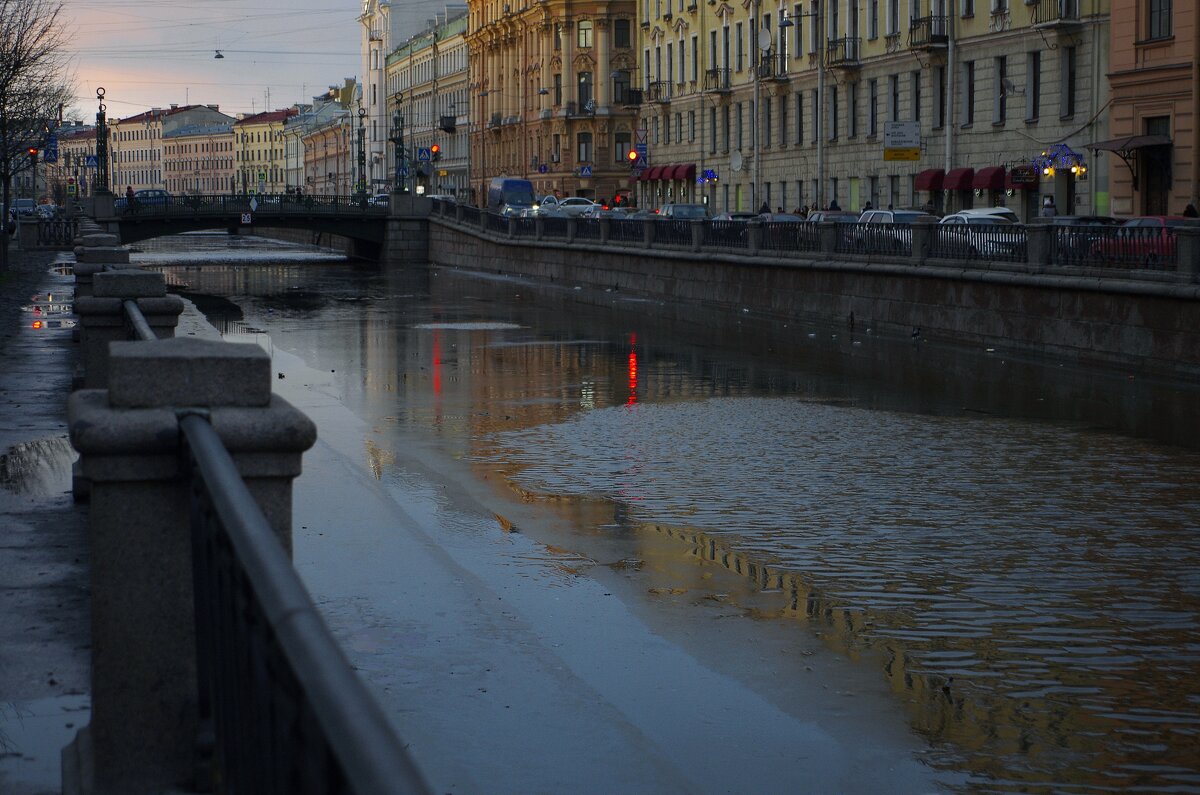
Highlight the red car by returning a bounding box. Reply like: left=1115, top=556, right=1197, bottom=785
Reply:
left=1089, top=215, right=1190, bottom=268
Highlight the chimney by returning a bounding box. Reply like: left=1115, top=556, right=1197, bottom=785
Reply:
left=170, top=103, right=178, bottom=109
left=207, top=104, right=219, bottom=111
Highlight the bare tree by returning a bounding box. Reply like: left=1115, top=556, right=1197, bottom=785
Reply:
left=0, top=0, right=73, bottom=271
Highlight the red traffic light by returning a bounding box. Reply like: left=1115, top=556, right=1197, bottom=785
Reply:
left=626, top=150, right=638, bottom=163
left=430, top=143, right=440, bottom=154
left=27, top=147, right=38, bottom=157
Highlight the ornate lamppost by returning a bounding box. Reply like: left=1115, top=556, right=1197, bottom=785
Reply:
left=356, top=107, right=367, bottom=202
left=389, top=93, right=409, bottom=195
left=95, top=88, right=110, bottom=195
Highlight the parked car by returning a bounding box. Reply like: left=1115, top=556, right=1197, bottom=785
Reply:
left=369, top=194, right=391, bottom=207
left=9, top=198, right=36, bottom=220
left=942, top=207, right=1020, bottom=224
left=656, top=203, right=709, bottom=220
left=35, top=202, right=59, bottom=220
left=115, top=188, right=172, bottom=213
left=555, top=197, right=600, bottom=217
left=936, top=213, right=1024, bottom=259
left=579, top=205, right=630, bottom=219
left=712, top=211, right=759, bottom=222
left=804, top=210, right=859, bottom=224
left=1040, top=215, right=1125, bottom=264
left=1088, top=216, right=1191, bottom=268
left=848, top=209, right=938, bottom=253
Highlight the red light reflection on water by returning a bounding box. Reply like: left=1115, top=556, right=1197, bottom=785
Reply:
left=627, top=332, right=638, bottom=405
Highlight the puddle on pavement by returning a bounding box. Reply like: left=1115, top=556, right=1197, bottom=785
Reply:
left=0, top=438, right=75, bottom=507
left=0, top=695, right=89, bottom=792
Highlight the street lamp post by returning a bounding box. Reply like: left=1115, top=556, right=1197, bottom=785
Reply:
left=390, top=93, right=409, bottom=195
left=95, top=88, right=110, bottom=195
left=356, top=107, right=367, bottom=201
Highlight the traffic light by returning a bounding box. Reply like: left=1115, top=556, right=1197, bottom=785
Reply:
left=430, top=143, right=441, bottom=162
left=27, top=146, right=38, bottom=161
left=626, top=149, right=638, bottom=168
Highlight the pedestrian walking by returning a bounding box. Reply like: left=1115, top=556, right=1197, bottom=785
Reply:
left=1041, top=195, right=1057, bottom=217
left=1184, top=203, right=1198, bottom=218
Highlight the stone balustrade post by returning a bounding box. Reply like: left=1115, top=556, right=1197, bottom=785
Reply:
left=818, top=221, right=839, bottom=255
left=1025, top=223, right=1053, bottom=271
left=535, top=216, right=545, bottom=241
left=454, top=202, right=465, bottom=223
left=75, top=269, right=183, bottom=389
left=690, top=219, right=704, bottom=252
left=65, top=338, right=316, bottom=795
left=506, top=216, right=516, bottom=238
left=1176, top=223, right=1200, bottom=282
left=567, top=217, right=578, bottom=244
left=478, top=210, right=488, bottom=232
left=642, top=219, right=655, bottom=249
left=911, top=218, right=935, bottom=264
left=747, top=221, right=763, bottom=255
left=600, top=217, right=612, bottom=244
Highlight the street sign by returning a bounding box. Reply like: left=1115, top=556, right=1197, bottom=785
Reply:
left=249, top=198, right=259, bottom=212
left=43, top=136, right=58, bottom=164
left=417, top=147, right=431, bottom=162
left=84, top=155, right=98, bottom=168
left=884, top=121, right=921, bottom=161
left=240, top=213, right=252, bottom=224
left=579, top=165, right=593, bottom=177
left=538, top=164, right=548, bottom=173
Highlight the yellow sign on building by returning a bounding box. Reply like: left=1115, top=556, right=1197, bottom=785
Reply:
left=884, top=148, right=921, bottom=161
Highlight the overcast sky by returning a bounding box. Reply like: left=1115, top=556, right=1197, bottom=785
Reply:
left=61, top=0, right=362, bottom=121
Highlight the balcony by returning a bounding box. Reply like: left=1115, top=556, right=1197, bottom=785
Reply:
left=1029, top=0, right=1081, bottom=29
left=647, top=80, right=672, bottom=103
left=908, top=15, right=949, bottom=49
left=488, top=112, right=502, bottom=129
left=825, top=37, right=862, bottom=68
left=703, top=68, right=732, bottom=92
left=756, top=53, right=790, bottom=81
left=621, top=88, right=644, bottom=107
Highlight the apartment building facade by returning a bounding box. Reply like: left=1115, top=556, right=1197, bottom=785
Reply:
left=387, top=8, right=470, bottom=198
left=465, top=0, right=642, bottom=204
left=110, top=105, right=232, bottom=193
left=1102, top=0, right=1196, bottom=215
left=233, top=109, right=298, bottom=195
left=633, top=0, right=1111, bottom=219
left=163, top=123, right=236, bottom=195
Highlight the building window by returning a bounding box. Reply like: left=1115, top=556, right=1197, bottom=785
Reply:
left=888, top=0, right=899, bottom=33
left=1060, top=46, right=1076, bottom=118
left=849, top=82, right=858, bottom=137
left=1026, top=51, right=1040, bottom=121
left=615, top=130, right=632, bottom=162
left=613, top=71, right=631, bottom=103
left=796, top=92, right=804, bottom=144
left=793, top=4, right=804, bottom=53
left=691, top=35, right=699, bottom=81
left=1148, top=0, right=1171, bottom=38
left=554, top=73, right=563, bottom=105
left=578, top=71, right=594, bottom=106
left=830, top=85, right=839, bottom=140
left=911, top=71, right=921, bottom=122
left=736, top=102, right=744, bottom=148
left=993, top=56, right=1007, bottom=124
left=888, top=75, right=899, bottom=121
left=935, top=66, right=946, bottom=128
left=869, top=0, right=879, bottom=38
left=962, top=0, right=974, bottom=16
left=779, top=95, right=788, bottom=146
left=710, top=105, right=717, bottom=152
left=869, top=79, right=878, bottom=135
left=736, top=22, right=744, bottom=70
left=962, top=60, right=975, bottom=125
left=764, top=99, right=772, bottom=147
left=811, top=89, right=818, bottom=143
left=689, top=109, right=696, bottom=141
left=722, top=105, right=731, bottom=151
left=577, top=20, right=593, bottom=48
left=615, top=19, right=632, bottom=47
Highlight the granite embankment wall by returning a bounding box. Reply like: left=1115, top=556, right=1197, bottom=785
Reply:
left=427, top=220, right=1200, bottom=381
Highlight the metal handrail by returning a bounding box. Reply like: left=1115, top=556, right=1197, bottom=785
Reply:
left=122, top=299, right=157, bottom=341
left=181, top=412, right=430, bottom=794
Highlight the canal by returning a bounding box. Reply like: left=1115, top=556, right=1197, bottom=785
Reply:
left=143, top=233, right=1200, bottom=793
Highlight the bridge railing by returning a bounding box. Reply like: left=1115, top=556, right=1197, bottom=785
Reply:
left=69, top=254, right=430, bottom=794
left=111, top=194, right=388, bottom=218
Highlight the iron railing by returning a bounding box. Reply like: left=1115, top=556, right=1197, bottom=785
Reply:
left=1053, top=225, right=1178, bottom=270
left=1030, top=0, right=1080, bottom=25
left=182, top=412, right=429, bottom=794
left=704, top=221, right=750, bottom=249
left=930, top=225, right=1027, bottom=262
left=575, top=218, right=602, bottom=241
left=112, top=194, right=387, bottom=218
left=703, top=68, right=733, bottom=92
left=653, top=219, right=693, bottom=247
left=908, top=15, right=950, bottom=47
left=837, top=222, right=912, bottom=256
left=609, top=217, right=646, bottom=244
left=36, top=218, right=80, bottom=248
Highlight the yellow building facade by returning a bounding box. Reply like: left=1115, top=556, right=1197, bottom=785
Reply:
left=466, top=0, right=642, bottom=204
left=634, top=0, right=1111, bottom=219
left=233, top=109, right=297, bottom=195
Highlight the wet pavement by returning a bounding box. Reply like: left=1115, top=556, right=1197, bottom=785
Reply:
left=0, top=248, right=89, bottom=795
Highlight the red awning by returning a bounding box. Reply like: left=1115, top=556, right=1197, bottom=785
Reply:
left=944, top=167, right=975, bottom=190
left=915, top=168, right=944, bottom=192
left=674, top=163, right=696, bottom=182
left=645, top=166, right=664, bottom=181
left=972, top=166, right=1005, bottom=191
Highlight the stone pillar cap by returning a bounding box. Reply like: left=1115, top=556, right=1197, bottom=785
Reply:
left=108, top=338, right=272, bottom=408
left=93, top=269, right=166, bottom=298
left=76, top=233, right=121, bottom=247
